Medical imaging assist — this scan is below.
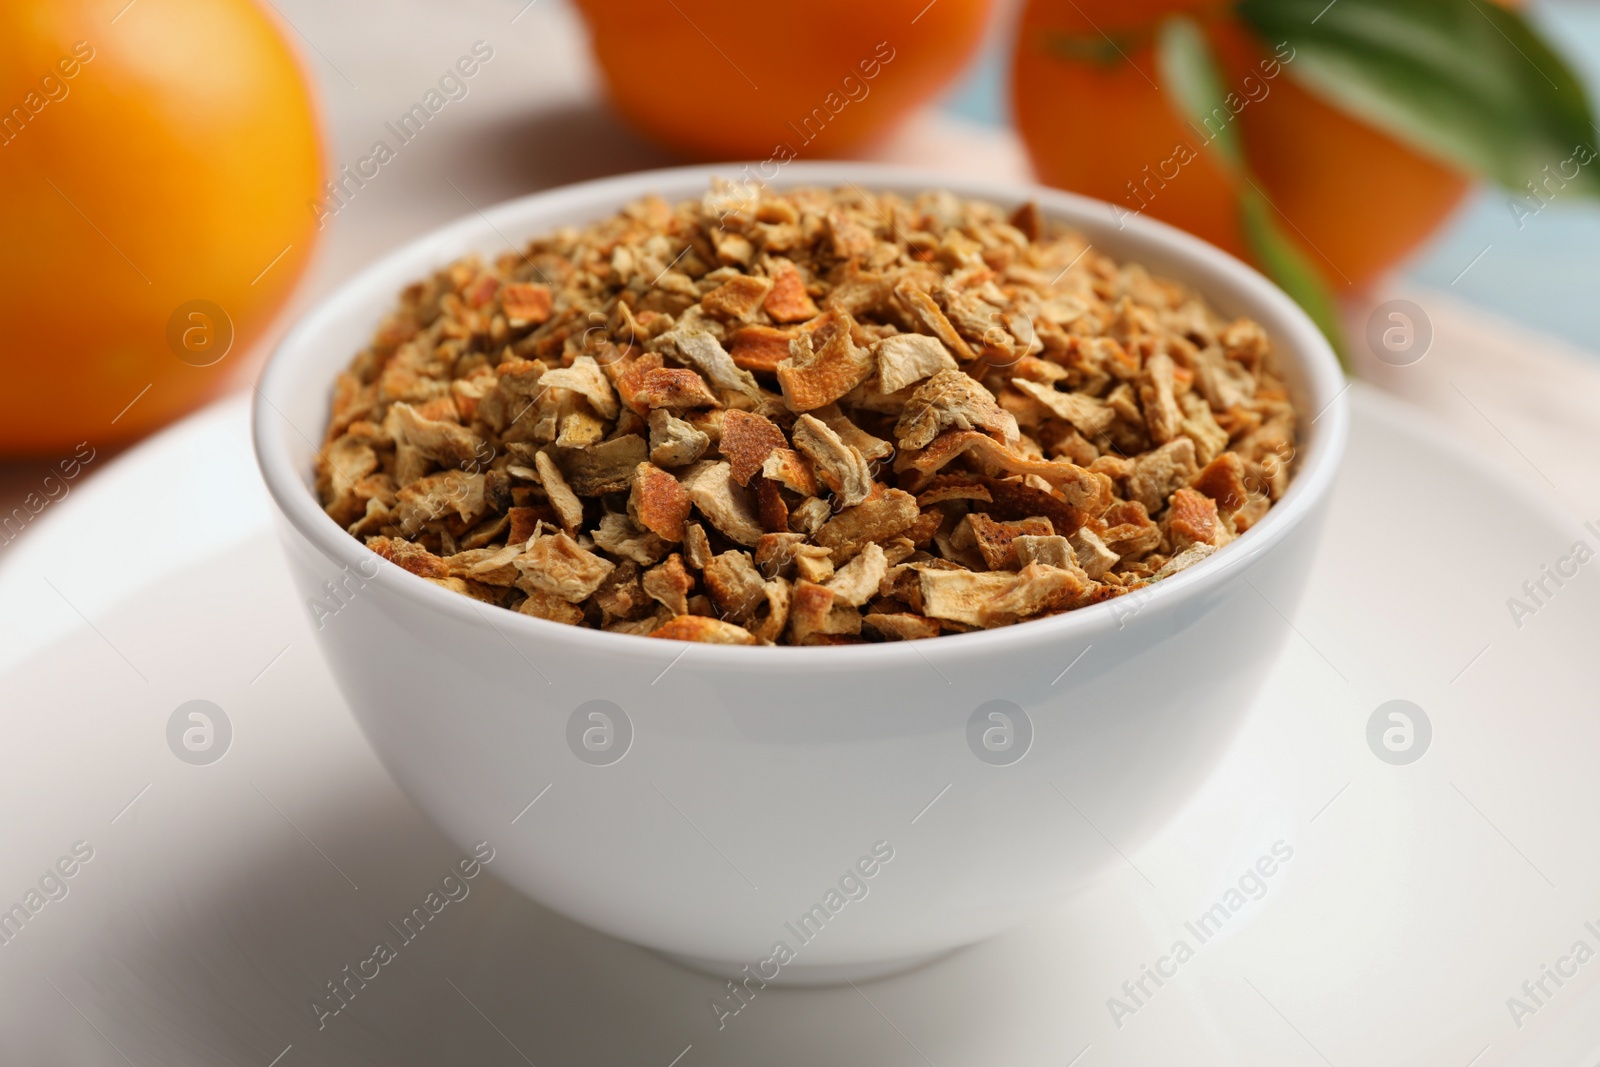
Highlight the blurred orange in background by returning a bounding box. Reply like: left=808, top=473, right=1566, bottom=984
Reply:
left=0, top=0, right=322, bottom=455
left=1011, top=0, right=1470, bottom=292
left=575, top=0, right=997, bottom=160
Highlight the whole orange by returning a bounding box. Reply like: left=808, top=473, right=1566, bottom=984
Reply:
left=575, top=0, right=997, bottom=160
left=0, top=0, right=322, bottom=454
left=1011, top=0, right=1470, bottom=291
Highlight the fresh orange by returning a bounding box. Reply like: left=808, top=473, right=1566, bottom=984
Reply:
left=1011, top=0, right=1471, bottom=291
left=0, top=0, right=322, bottom=454
left=575, top=0, right=997, bottom=160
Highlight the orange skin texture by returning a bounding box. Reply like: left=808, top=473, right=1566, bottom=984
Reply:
left=1012, top=25, right=1245, bottom=257
left=0, top=0, right=322, bottom=453
left=576, top=0, right=997, bottom=160
left=1012, top=0, right=1471, bottom=292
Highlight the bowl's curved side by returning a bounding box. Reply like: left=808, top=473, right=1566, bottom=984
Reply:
left=274, top=485, right=1332, bottom=967
left=252, top=162, right=1348, bottom=971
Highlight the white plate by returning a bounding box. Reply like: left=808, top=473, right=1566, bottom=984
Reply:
left=0, top=386, right=1597, bottom=1066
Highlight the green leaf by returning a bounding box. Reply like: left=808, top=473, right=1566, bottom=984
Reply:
left=1157, top=15, right=1350, bottom=367
left=1156, top=17, right=1247, bottom=169
left=1236, top=0, right=1600, bottom=197
left=1238, top=189, right=1349, bottom=365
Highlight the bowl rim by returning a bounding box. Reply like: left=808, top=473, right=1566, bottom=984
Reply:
left=253, top=161, right=1348, bottom=673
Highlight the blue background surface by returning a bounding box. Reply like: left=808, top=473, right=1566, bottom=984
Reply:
left=938, top=2, right=1600, bottom=354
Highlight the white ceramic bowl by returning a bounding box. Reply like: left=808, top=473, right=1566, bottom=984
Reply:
left=254, top=162, right=1347, bottom=984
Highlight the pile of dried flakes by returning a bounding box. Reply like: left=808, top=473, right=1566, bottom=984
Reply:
left=317, top=182, right=1298, bottom=646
